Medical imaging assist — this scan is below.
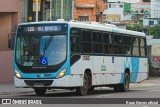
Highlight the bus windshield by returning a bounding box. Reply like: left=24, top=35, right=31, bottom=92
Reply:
left=16, top=34, right=67, bottom=66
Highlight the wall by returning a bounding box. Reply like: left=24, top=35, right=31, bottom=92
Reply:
left=151, top=45, right=160, bottom=68
left=0, top=51, right=14, bottom=84
left=0, top=0, right=18, bottom=12
left=0, top=13, right=12, bottom=51
left=151, top=0, right=160, bottom=18
left=108, top=0, right=141, bottom=3
left=74, top=0, right=106, bottom=22
left=0, top=0, right=22, bottom=51
left=104, top=1, right=151, bottom=22
left=103, top=2, right=124, bottom=21
left=0, top=0, right=22, bottom=84
left=143, top=18, right=159, bottom=27
left=105, top=14, right=121, bottom=22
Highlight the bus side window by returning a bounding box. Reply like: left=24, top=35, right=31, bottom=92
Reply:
left=70, top=28, right=80, bottom=54
left=92, top=31, right=103, bottom=54
left=82, top=30, right=92, bottom=54
left=123, top=36, right=131, bottom=56
left=140, top=38, right=145, bottom=56
left=71, top=36, right=79, bottom=53
left=132, top=37, right=140, bottom=56
left=114, top=34, right=123, bottom=54
left=103, top=33, right=114, bottom=54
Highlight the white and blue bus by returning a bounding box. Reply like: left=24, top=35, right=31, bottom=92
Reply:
left=14, top=21, right=148, bottom=96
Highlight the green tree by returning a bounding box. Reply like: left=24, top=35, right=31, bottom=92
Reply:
left=150, top=24, right=160, bottom=38
left=126, top=24, right=143, bottom=32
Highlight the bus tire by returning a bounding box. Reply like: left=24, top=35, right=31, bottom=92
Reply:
left=113, top=85, right=120, bottom=92
left=119, top=73, right=130, bottom=92
left=76, top=73, right=89, bottom=96
left=88, top=86, right=94, bottom=92
left=113, top=73, right=130, bottom=92
left=34, top=88, right=46, bottom=96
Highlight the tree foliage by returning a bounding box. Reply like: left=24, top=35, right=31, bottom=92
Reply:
left=126, top=24, right=143, bottom=32
left=150, top=24, right=160, bottom=39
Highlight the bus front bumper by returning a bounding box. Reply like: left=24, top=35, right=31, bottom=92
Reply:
left=14, top=74, right=82, bottom=88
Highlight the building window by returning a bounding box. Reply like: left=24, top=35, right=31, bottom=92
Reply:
left=119, top=4, right=123, bottom=8
left=109, top=3, right=111, bottom=8
left=149, top=21, right=154, bottom=25
left=78, top=16, right=89, bottom=22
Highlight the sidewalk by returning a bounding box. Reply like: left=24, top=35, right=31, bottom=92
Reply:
left=0, top=83, right=34, bottom=95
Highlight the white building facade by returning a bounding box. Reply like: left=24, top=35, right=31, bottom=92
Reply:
left=103, top=0, right=150, bottom=22
left=151, top=0, right=160, bottom=18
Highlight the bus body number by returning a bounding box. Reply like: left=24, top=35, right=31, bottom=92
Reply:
left=82, top=55, right=90, bottom=61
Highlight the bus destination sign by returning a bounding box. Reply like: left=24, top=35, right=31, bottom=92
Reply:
left=23, top=25, right=62, bottom=32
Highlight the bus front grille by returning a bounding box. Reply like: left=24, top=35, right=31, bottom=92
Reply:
left=24, top=80, right=53, bottom=87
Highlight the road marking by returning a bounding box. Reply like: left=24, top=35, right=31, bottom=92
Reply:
left=97, top=94, right=115, bottom=98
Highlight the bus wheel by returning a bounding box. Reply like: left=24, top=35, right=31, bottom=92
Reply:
left=76, top=73, right=89, bottom=96
left=113, top=73, right=130, bottom=92
left=120, top=73, right=130, bottom=92
left=89, top=86, right=94, bottom=92
left=34, top=88, right=46, bottom=96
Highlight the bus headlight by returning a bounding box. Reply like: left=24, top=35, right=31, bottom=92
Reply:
left=15, top=71, right=22, bottom=78
left=56, top=68, right=67, bottom=78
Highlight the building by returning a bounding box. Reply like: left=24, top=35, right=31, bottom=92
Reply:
left=151, top=0, right=160, bottom=18
left=73, top=0, right=106, bottom=22
left=0, top=0, right=22, bottom=83
left=103, top=1, right=124, bottom=22
left=22, top=0, right=73, bottom=22
left=147, top=36, right=160, bottom=68
left=103, top=0, right=150, bottom=23
left=143, top=0, right=160, bottom=34
left=0, top=0, right=22, bottom=51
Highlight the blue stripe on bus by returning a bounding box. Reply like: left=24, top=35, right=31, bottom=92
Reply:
left=130, top=57, right=140, bottom=82
left=120, top=57, right=140, bottom=83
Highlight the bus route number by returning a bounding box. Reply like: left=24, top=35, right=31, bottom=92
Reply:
left=28, top=27, right=35, bottom=31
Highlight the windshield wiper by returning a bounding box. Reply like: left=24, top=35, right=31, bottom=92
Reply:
left=43, top=36, right=53, bottom=56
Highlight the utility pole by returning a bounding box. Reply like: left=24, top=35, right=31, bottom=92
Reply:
left=36, top=0, right=38, bottom=22
left=72, top=0, right=75, bottom=20
left=135, top=10, right=138, bottom=31
left=50, top=0, right=52, bottom=21
left=61, top=0, right=64, bottom=19
left=148, top=15, right=151, bottom=35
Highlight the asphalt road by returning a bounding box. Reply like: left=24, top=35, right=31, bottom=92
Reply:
left=1, top=78, right=160, bottom=107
